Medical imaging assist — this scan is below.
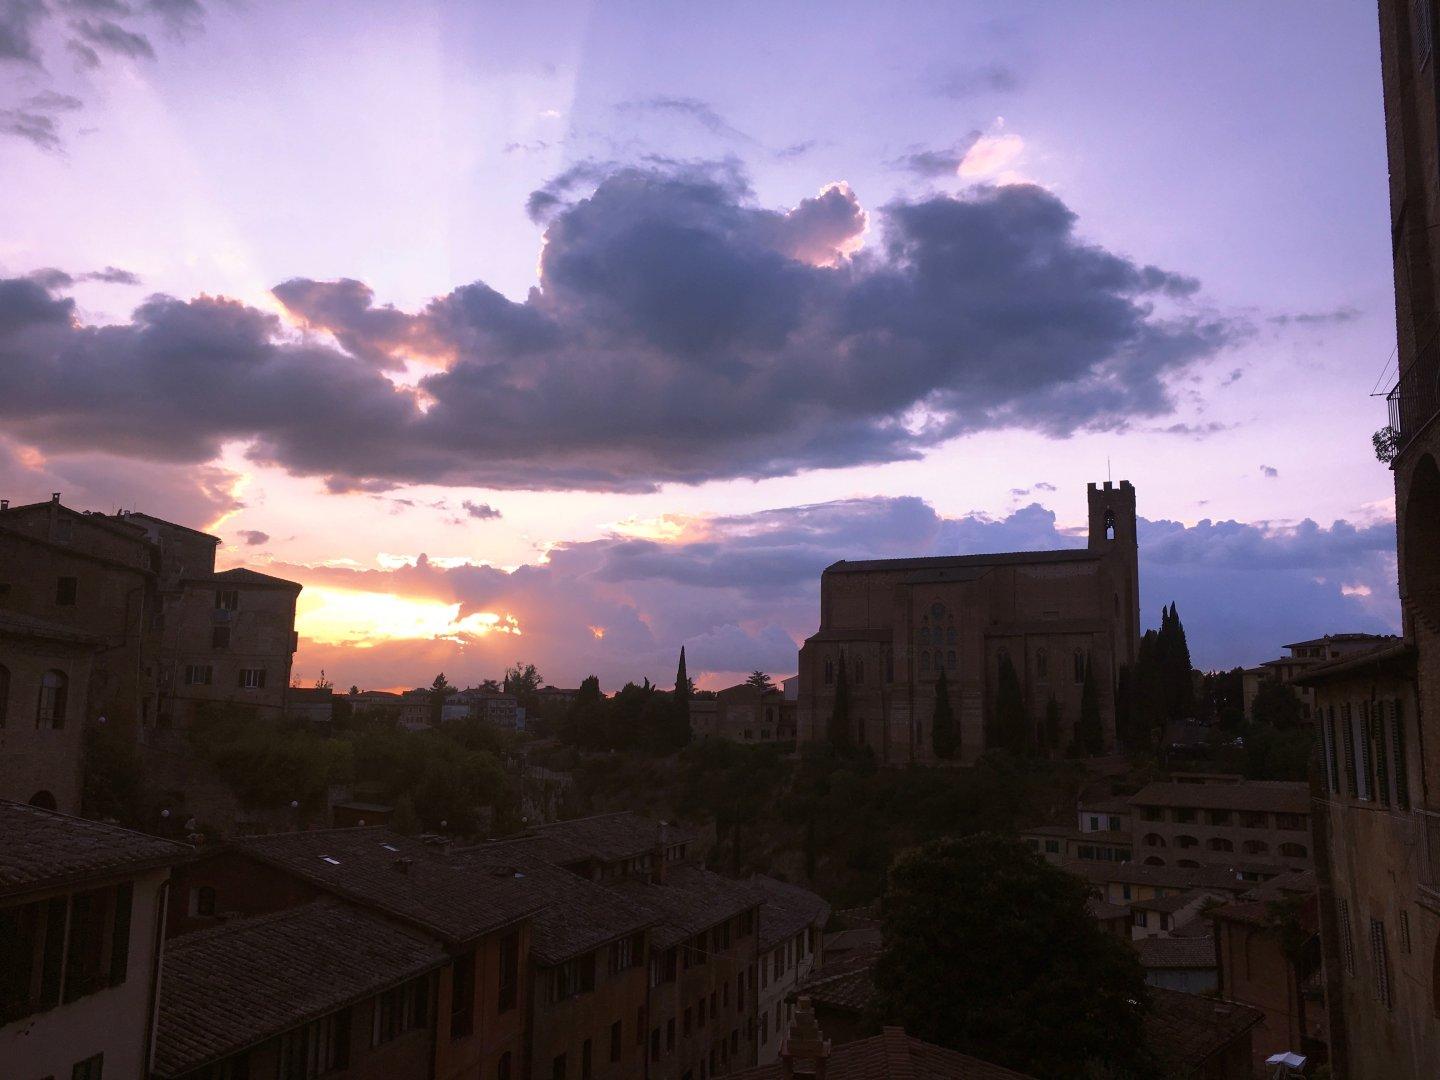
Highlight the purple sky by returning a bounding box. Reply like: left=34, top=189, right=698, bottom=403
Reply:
left=0, top=1, right=1402, bottom=689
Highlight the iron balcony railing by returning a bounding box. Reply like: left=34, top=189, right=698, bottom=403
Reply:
left=1387, top=347, right=1440, bottom=453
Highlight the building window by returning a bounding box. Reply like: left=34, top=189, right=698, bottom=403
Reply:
left=1341, top=703, right=1359, bottom=797
left=450, top=952, right=475, bottom=1039
left=1338, top=898, right=1355, bottom=976
left=1207, top=838, right=1233, bottom=852
left=1370, top=919, right=1393, bottom=1009
left=666, top=1019, right=675, bottom=1051
left=1073, top=650, right=1085, bottom=684
left=946, top=625, right=957, bottom=645
left=823, top=659, right=833, bottom=685
left=194, top=886, right=216, bottom=917
left=1175, top=835, right=1198, bottom=849
left=1275, top=813, right=1306, bottom=831
left=373, top=976, right=429, bottom=1045
left=184, top=665, right=213, bottom=687
left=37, top=670, right=67, bottom=729
left=1400, top=910, right=1412, bottom=954
left=499, top=931, right=519, bottom=1012
left=947, top=650, right=957, bottom=670
left=550, top=953, right=597, bottom=1002
left=919, top=650, right=930, bottom=673
left=55, top=576, right=77, bottom=606
left=553, top=1054, right=567, bottom=1080
left=215, top=589, right=239, bottom=611
left=500, top=1053, right=512, bottom=1080
left=1036, top=648, right=1047, bottom=680
left=71, top=1054, right=104, bottom=1080
left=583, top=1038, right=593, bottom=1079
left=1323, top=706, right=1341, bottom=794
left=278, top=1009, right=350, bottom=1078
left=1243, top=840, right=1269, bottom=856
left=1279, top=842, right=1307, bottom=859
left=1392, top=699, right=1410, bottom=809
left=611, top=1021, right=622, bottom=1063
left=211, top=625, right=231, bottom=650
left=1206, top=809, right=1232, bottom=826
left=918, top=625, right=930, bottom=645
left=238, top=668, right=267, bottom=690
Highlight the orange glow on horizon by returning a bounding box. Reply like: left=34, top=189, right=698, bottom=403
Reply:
left=296, top=584, right=521, bottom=646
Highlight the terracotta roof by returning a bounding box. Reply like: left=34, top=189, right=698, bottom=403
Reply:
left=234, top=828, right=539, bottom=945
left=113, top=510, right=221, bottom=542
left=0, top=610, right=106, bottom=645
left=1294, top=640, right=1416, bottom=686
left=1077, top=797, right=1133, bottom=816
left=731, top=1026, right=1033, bottom=1080
left=799, top=950, right=879, bottom=1014
left=1282, top=632, right=1399, bottom=649
left=610, top=864, right=760, bottom=949
left=452, top=846, right=654, bottom=965
left=528, top=811, right=697, bottom=863
left=1128, top=781, right=1310, bottom=815
left=750, top=875, right=830, bottom=951
left=154, top=901, right=445, bottom=1078
left=1142, top=987, right=1262, bottom=1075
left=1086, top=898, right=1130, bottom=921
left=824, top=927, right=883, bottom=954
left=1133, top=935, right=1217, bottom=970
left=1240, top=869, right=1316, bottom=901
left=1131, top=889, right=1225, bottom=915
left=826, top=548, right=1096, bottom=574
left=0, top=800, right=189, bottom=899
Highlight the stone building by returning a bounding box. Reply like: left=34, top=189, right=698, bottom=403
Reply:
left=1308, top=3, right=1440, bottom=1076
left=0, top=495, right=161, bottom=732
left=750, top=876, right=829, bottom=1065
left=795, top=481, right=1140, bottom=765
left=0, top=612, right=105, bottom=812
left=1128, top=780, right=1313, bottom=875
left=1241, top=633, right=1397, bottom=722
left=693, top=683, right=796, bottom=744
left=0, top=799, right=189, bottom=1080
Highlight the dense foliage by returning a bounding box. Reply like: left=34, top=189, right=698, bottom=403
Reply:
left=872, top=834, right=1155, bottom=1078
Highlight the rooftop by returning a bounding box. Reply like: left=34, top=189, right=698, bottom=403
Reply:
left=750, top=875, right=831, bottom=951
left=826, top=548, right=1097, bottom=575
left=610, top=863, right=759, bottom=949
left=154, top=901, right=445, bottom=1078
left=1061, top=859, right=1245, bottom=893
left=798, top=949, right=880, bottom=1014
left=1128, top=780, right=1309, bottom=815
left=187, top=566, right=303, bottom=590
left=234, top=828, right=539, bottom=945
left=1143, top=987, right=1262, bottom=1076
left=1282, top=632, right=1400, bottom=649
left=1294, top=639, right=1417, bottom=686
left=452, top=846, right=654, bottom=965
left=1132, top=935, right=1217, bottom=971
left=1131, top=888, right=1225, bottom=915
left=732, top=1025, right=1033, bottom=1080
left=1086, top=897, right=1130, bottom=921
left=527, top=811, right=697, bottom=863
left=0, top=800, right=190, bottom=899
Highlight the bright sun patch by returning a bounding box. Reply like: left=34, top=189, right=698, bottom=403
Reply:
left=296, top=586, right=520, bottom=646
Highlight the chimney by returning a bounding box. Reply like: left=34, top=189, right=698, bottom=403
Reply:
left=779, top=997, right=830, bottom=1080
left=652, top=821, right=669, bottom=884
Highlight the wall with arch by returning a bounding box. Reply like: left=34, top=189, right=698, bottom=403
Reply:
left=0, top=625, right=97, bottom=814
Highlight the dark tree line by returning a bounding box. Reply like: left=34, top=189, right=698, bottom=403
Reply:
left=555, top=652, right=692, bottom=753
left=1116, top=602, right=1195, bottom=752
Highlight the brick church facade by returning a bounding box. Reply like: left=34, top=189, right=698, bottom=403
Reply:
left=795, top=481, right=1140, bottom=765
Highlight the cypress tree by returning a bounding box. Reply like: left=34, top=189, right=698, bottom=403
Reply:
left=1078, top=658, right=1103, bottom=755
left=675, top=646, right=690, bottom=702
left=931, top=667, right=957, bottom=759
left=1044, top=694, right=1062, bottom=752
left=828, top=648, right=851, bottom=748
left=992, top=654, right=1027, bottom=754
left=1166, top=603, right=1195, bottom=719
left=1114, top=664, right=1133, bottom=750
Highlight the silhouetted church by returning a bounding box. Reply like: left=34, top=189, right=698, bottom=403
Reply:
left=795, top=481, right=1140, bottom=764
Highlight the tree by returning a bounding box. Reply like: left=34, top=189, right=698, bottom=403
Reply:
left=348, top=685, right=360, bottom=696
left=314, top=669, right=333, bottom=690
left=83, top=720, right=147, bottom=825
left=745, top=670, right=776, bottom=693
left=1077, top=658, right=1104, bottom=756
left=503, top=662, right=544, bottom=716
left=1044, top=694, right=1062, bottom=753
left=871, top=835, right=1153, bottom=1078
left=563, top=674, right=607, bottom=748
left=828, top=649, right=851, bottom=748
left=1250, top=680, right=1305, bottom=729
left=931, top=667, right=957, bottom=759
left=675, top=647, right=693, bottom=701
left=1114, top=664, right=1133, bottom=749
left=990, top=654, right=1027, bottom=754
left=429, top=672, right=452, bottom=726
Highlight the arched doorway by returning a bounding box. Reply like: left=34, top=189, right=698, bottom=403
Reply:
left=28, top=790, right=57, bottom=811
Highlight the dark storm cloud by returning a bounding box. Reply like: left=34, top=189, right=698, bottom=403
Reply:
left=2, top=165, right=1239, bottom=492
left=887, top=133, right=982, bottom=178
left=462, top=500, right=502, bottom=520
left=0, top=0, right=46, bottom=63
left=71, top=17, right=155, bottom=60
left=278, top=495, right=1399, bottom=688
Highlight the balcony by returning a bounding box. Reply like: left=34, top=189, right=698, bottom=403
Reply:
left=1384, top=349, right=1440, bottom=459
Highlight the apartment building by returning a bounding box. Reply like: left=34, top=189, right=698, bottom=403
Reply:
left=0, top=800, right=189, bottom=1080
left=153, top=900, right=449, bottom=1080
left=749, top=876, right=829, bottom=1065
left=1242, top=634, right=1398, bottom=721
left=1129, top=780, right=1312, bottom=875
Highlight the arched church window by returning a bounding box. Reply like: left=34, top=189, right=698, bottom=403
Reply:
left=946, top=650, right=957, bottom=670
left=918, top=626, right=930, bottom=645
left=1073, top=650, right=1086, bottom=684
left=930, top=602, right=945, bottom=617
left=945, top=626, right=957, bottom=645
left=919, top=651, right=930, bottom=673
left=823, top=659, right=834, bottom=685
left=1104, top=508, right=1116, bottom=541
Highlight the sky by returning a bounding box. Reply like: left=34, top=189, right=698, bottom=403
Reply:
left=0, top=0, right=1405, bottom=691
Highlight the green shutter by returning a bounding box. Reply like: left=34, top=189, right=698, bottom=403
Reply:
left=1373, top=701, right=1391, bottom=808
left=1393, top=699, right=1410, bottom=810
left=109, top=883, right=132, bottom=986
left=1341, top=704, right=1358, bottom=797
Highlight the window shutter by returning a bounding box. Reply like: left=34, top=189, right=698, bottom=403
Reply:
left=1392, top=699, right=1410, bottom=810
left=237, top=670, right=246, bottom=689
left=1323, top=708, right=1340, bottom=793
left=109, top=883, right=132, bottom=986
left=258, top=669, right=267, bottom=689
left=40, top=897, right=66, bottom=1008
left=1341, top=705, right=1358, bottom=797
left=1373, top=701, right=1391, bottom=808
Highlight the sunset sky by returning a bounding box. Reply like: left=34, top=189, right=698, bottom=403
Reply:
left=0, top=1, right=1404, bottom=691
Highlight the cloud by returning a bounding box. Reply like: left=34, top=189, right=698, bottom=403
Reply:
left=237, top=529, right=270, bottom=545
left=1, top=109, right=63, bottom=151
left=1269, top=305, right=1361, bottom=327
left=274, top=493, right=1399, bottom=691
left=0, top=0, right=46, bottom=64
left=146, top=0, right=205, bottom=36
left=71, top=17, right=155, bottom=60
left=1153, top=420, right=1232, bottom=438
left=888, top=133, right=984, bottom=178
left=935, top=64, right=1021, bottom=99
left=26, top=90, right=84, bottom=111
left=462, top=500, right=502, bottom=520
left=616, top=96, right=753, bottom=143
left=1034, top=481, right=1056, bottom=491
left=1260, top=464, right=1279, bottom=478
left=0, top=165, right=1238, bottom=493
left=957, top=132, right=1025, bottom=179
